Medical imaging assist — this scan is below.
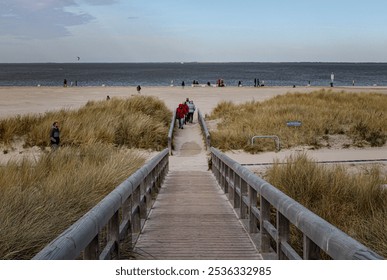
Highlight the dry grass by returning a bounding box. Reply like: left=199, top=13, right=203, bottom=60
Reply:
left=0, top=95, right=172, bottom=259
left=0, top=95, right=172, bottom=150
left=0, top=144, right=145, bottom=259
left=207, top=90, right=387, bottom=152
left=264, top=153, right=387, bottom=258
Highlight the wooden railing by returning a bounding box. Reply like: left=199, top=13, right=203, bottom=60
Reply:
left=196, top=109, right=382, bottom=260
left=33, top=149, right=169, bottom=260
left=197, top=109, right=211, bottom=149
left=210, top=148, right=383, bottom=260
left=167, top=110, right=176, bottom=155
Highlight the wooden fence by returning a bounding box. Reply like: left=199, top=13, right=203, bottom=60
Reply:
left=210, top=148, right=383, bottom=260
left=33, top=149, right=169, bottom=260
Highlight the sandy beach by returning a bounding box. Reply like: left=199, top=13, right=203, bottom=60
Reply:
left=1, top=85, right=387, bottom=173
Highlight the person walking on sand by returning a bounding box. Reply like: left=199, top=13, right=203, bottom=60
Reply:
left=50, top=121, right=60, bottom=150
left=137, top=85, right=141, bottom=93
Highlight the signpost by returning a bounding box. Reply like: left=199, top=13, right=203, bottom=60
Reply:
left=286, top=121, right=302, bottom=127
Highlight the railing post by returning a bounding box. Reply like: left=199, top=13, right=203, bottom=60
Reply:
left=84, top=235, right=99, bottom=260
left=233, top=172, right=240, bottom=210
left=132, top=187, right=141, bottom=233
left=108, top=210, right=120, bottom=259
left=121, top=197, right=133, bottom=251
left=277, top=212, right=290, bottom=260
left=303, top=235, right=321, bottom=260
left=224, top=165, right=229, bottom=194
left=260, top=196, right=271, bottom=253
left=249, top=186, right=258, bottom=234
left=240, top=179, right=248, bottom=219
left=140, top=180, right=147, bottom=219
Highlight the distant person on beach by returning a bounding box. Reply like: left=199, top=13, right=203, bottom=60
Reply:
left=106, top=95, right=110, bottom=100
left=50, top=121, right=60, bottom=150
left=182, top=81, right=185, bottom=88
left=63, top=79, right=67, bottom=87
left=176, top=104, right=185, bottom=129
left=238, top=81, right=242, bottom=87
left=137, top=85, right=141, bottom=93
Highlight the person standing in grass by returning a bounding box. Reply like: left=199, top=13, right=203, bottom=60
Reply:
left=50, top=121, right=60, bottom=150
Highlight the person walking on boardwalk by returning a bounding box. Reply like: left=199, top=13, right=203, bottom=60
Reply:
left=176, top=104, right=185, bottom=129
left=50, top=121, right=60, bottom=150
left=187, top=100, right=196, bottom=123
left=184, top=98, right=190, bottom=124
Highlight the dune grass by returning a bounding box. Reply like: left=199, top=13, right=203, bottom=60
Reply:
left=207, top=90, right=387, bottom=152
left=0, top=144, right=145, bottom=259
left=0, top=95, right=172, bottom=259
left=0, top=95, right=172, bottom=150
left=264, top=153, right=387, bottom=258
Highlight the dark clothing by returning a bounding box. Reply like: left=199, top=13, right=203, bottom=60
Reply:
left=50, top=126, right=60, bottom=146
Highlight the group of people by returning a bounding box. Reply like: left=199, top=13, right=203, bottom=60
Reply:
left=176, top=98, right=196, bottom=129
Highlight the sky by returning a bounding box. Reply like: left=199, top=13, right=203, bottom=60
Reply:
left=1, top=0, right=387, bottom=63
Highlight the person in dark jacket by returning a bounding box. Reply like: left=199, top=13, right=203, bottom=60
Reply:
left=50, top=121, right=60, bottom=150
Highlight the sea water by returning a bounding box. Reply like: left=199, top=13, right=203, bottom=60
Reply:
left=0, top=62, right=386, bottom=87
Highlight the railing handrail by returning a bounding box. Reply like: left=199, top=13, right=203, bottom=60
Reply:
left=197, top=109, right=211, bottom=149
left=33, top=148, right=169, bottom=260
left=168, top=110, right=176, bottom=155
left=210, top=147, right=383, bottom=260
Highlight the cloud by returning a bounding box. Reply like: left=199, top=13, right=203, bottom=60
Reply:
left=0, top=0, right=117, bottom=39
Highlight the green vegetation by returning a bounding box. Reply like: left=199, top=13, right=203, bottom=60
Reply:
left=264, top=154, right=387, bottom=258
left=207, top=90, right=387, bottom=152
left=0, top=96, right=172, bottom=259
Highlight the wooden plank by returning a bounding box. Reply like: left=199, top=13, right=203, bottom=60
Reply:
left=134, top=171, right=262, bottom=260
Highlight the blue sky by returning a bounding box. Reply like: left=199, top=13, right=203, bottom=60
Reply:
left=1, top=0, right=387, bottom=63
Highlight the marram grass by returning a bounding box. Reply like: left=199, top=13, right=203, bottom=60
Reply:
left=0, top=95, right=172, bottom=259
left=208, top=90, right=387, bottom=152
left=0, top=95, right=172, bottom=150
left=264, top=153, right=387, bottom=258
left=0, top=144, right=145, bottom=259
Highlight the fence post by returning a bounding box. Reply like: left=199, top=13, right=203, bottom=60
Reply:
left=303, top=235, right=321, bottom=260
left=249, top=186, right=258, bottom=234
left=260, top=196, right=271, bottom=253
left=108, top=210, right=120, bottom=259
left=84, top=235, right=99, bottom=260
left=277, top=212, right=290, bottom=260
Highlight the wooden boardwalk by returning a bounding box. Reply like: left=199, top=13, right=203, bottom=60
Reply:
left=133, top=123, right=262, bottom=259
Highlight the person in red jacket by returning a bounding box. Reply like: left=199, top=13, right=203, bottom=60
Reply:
left=183, top=100, right=189, bottom=124
left=176, top=104, right=185, bottom=129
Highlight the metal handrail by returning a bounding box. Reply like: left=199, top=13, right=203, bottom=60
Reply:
left=251, top=135, right=281, bottom=151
